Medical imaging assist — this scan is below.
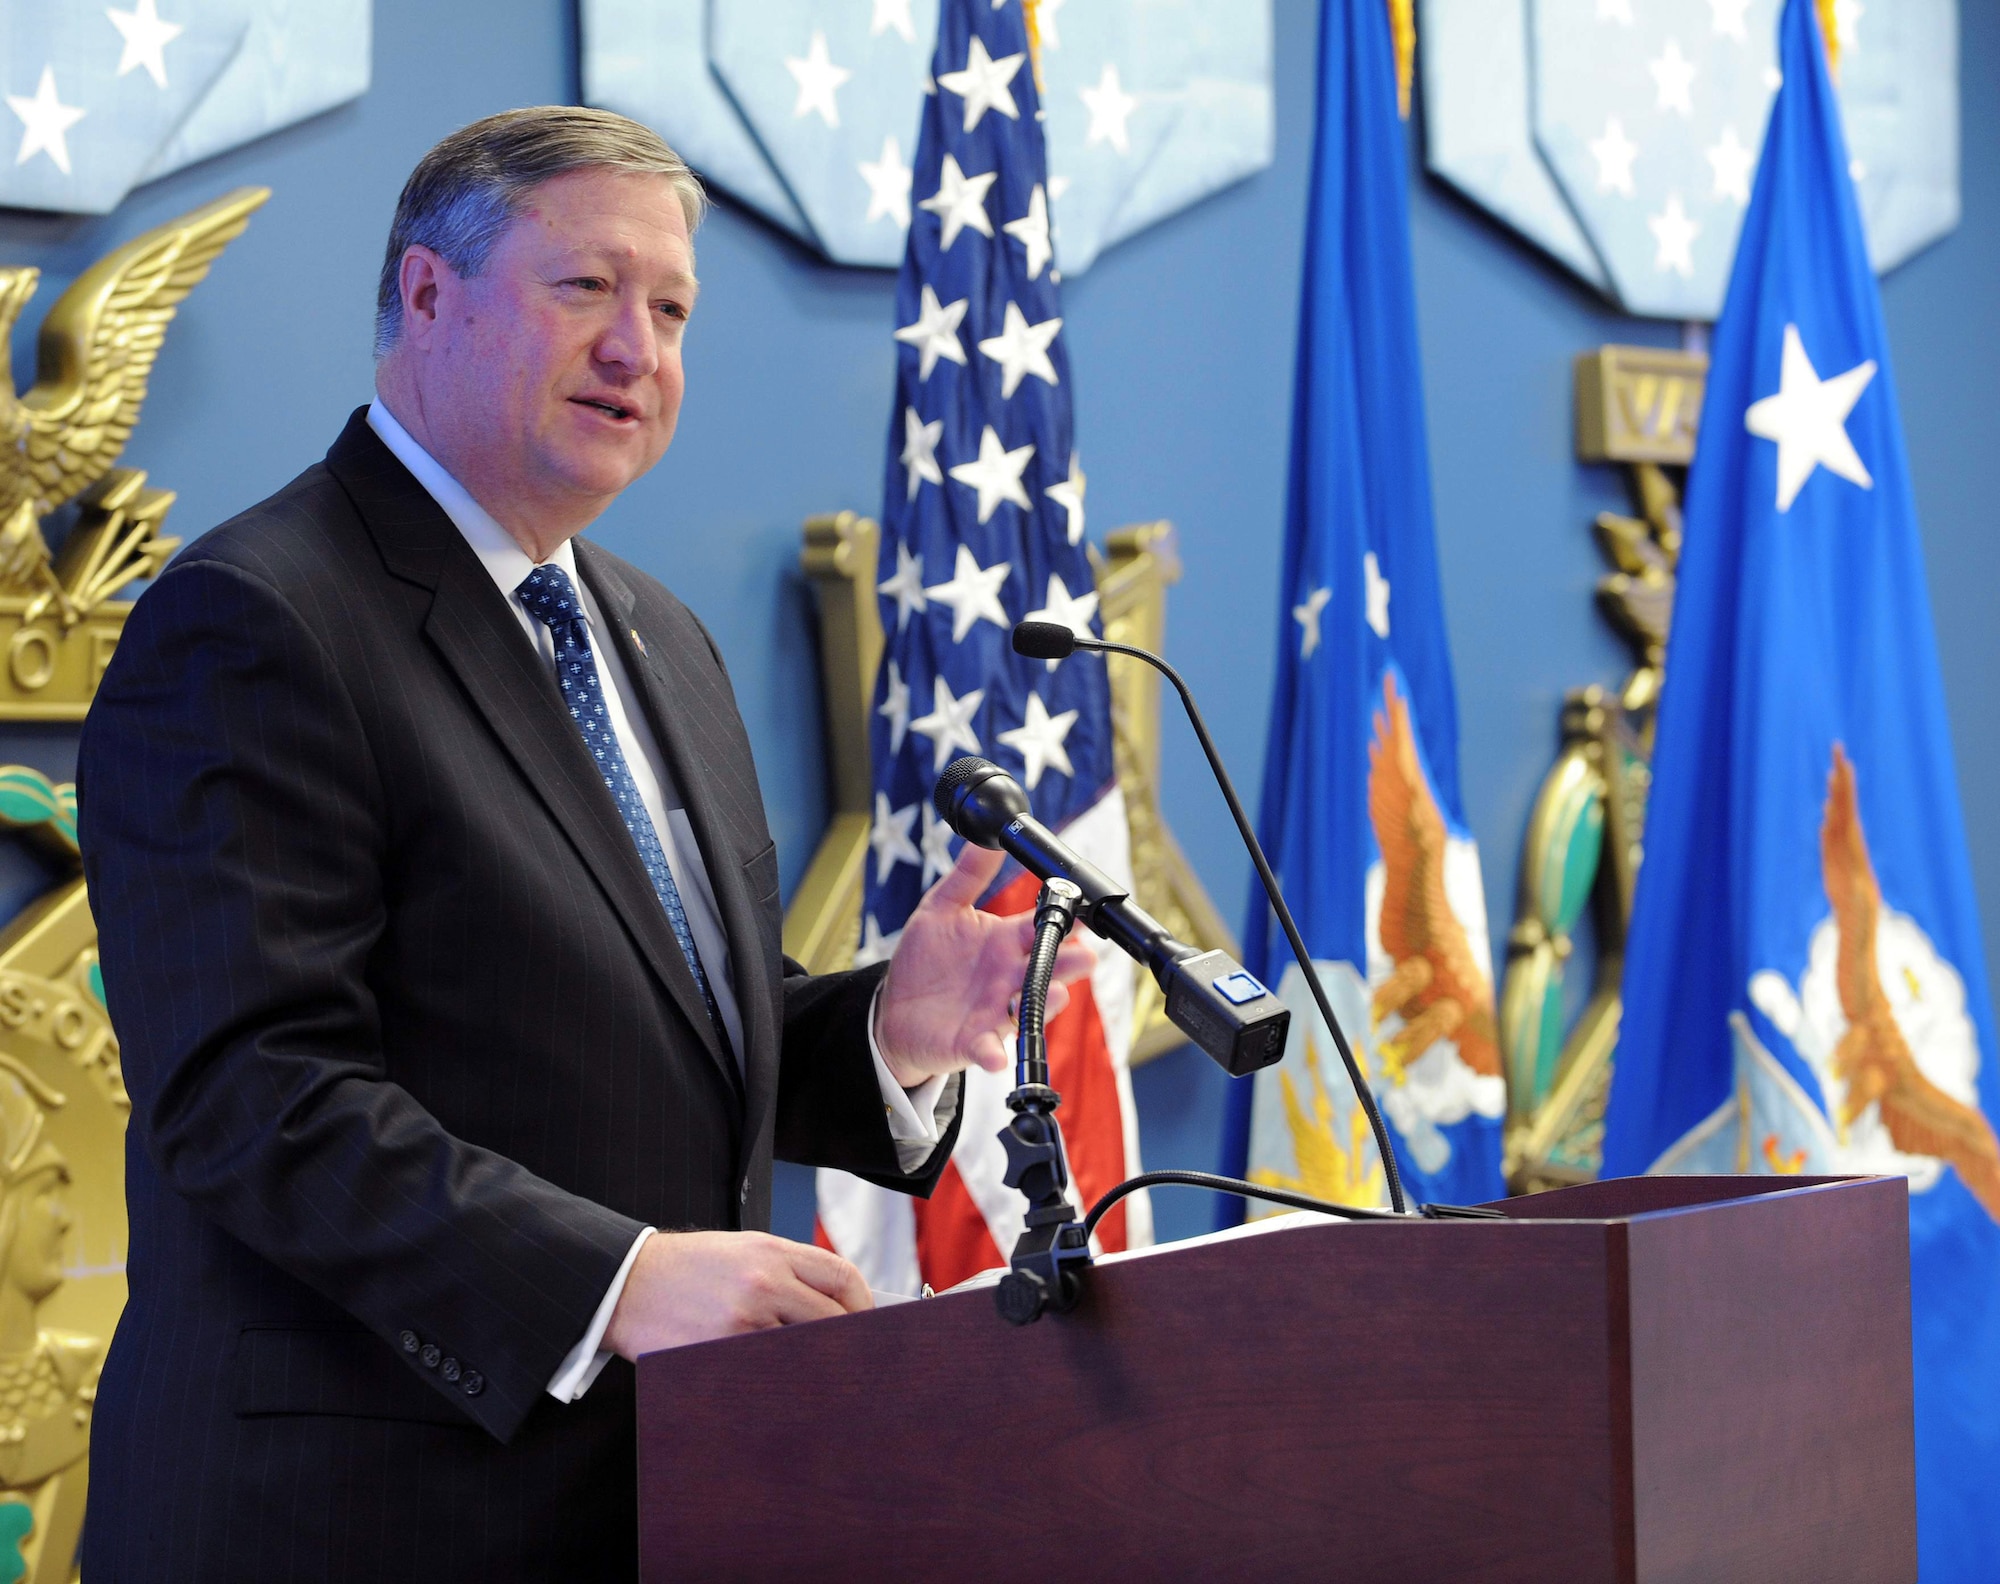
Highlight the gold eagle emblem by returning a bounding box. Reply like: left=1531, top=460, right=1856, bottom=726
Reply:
left=1821, top=744, right=2000, bottom=1219
left=1367, top=672, right=1501, bottom=1083
left=1, top=186, right=267, bottom=627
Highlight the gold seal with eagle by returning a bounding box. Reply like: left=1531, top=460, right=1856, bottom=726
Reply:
left=0, top=187, right=266, bottom=1580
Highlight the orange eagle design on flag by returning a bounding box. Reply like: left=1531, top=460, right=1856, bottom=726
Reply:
left=1822, top=744, right=2000, bottom=1219
left=1366, top=673, right=1500, bottom=1083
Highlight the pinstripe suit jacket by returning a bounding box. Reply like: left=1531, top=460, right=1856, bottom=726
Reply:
left=74, top=410, right=953, bottom=1581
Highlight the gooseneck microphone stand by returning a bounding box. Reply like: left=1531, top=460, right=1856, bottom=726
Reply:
left=993, top=877, right=1095, bottom=1326
left=1011, top=618, right=1409, bottom=1217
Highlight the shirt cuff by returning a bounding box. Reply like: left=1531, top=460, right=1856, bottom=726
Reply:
left=546, top=1226, right=654, bottom=1402
left=869, top=983, right=949, bottom=1141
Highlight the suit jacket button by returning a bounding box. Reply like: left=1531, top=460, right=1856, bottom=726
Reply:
left=462, top=1372, right=485, bottom=1397
left=420, top=1344, right=441, bottom=1370
left=441, top=1358, right=462, bottom=1383
left=399, top=1330, right=420, bottom=1354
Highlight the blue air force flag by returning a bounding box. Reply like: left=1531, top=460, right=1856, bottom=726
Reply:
left=1225, top=0, right=1503, bottom=1217
left=814, top=0, right=1146, bottom=1297
left=1601, top=4, right=2000, bottom=1577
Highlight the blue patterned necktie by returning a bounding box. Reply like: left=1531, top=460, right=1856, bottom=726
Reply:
left=516, top=564, right=732, bottom=1058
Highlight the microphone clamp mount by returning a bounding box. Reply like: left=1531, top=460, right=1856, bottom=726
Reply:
left=993, top=877, right=1093, bottom=1326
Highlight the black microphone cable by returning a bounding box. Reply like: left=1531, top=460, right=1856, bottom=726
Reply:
left=1014, top=618, right=1410, bottom=1217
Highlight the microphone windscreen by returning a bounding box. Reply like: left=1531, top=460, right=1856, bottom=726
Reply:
left=1011, top=620, right=1077, bottom=660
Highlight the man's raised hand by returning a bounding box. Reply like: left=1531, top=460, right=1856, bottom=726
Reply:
left=872, top=844, right=1097, bottom=1088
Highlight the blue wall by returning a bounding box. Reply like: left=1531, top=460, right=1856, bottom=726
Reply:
left=5, top=0, right=1994, bottom=1245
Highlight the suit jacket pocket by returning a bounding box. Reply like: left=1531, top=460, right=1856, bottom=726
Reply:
left=234, top=1325, right=479, bottom=1428
left=743, top=841, right=780, bottom=903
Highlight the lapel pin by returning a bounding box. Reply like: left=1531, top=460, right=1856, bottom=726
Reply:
left=631, top=628, right=649, bottom=657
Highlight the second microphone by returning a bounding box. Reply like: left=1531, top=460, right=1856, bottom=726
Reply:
left=933, top=756, right=1289, bottom=1077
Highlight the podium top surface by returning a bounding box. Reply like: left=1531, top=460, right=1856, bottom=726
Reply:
left=1478, top=1172, right=1870, bottom=1221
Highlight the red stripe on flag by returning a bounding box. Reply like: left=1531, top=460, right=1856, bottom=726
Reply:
left=912, top=1159, right=1005, bottom=1290
left=904, top=870, right=1131, bottom=1289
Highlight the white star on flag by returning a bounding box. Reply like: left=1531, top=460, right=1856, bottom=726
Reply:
left=1023, top=573, right=1099, bottom=670
left=1706, top=125, right=1754, bottom=206
left=7, top=68, right=86, bottom=176
left=910, top=676, right=985, bottom=771
left=1834, top=0, right=1864, bottom=54
left=894, top=284, right=970, bottom=379
left=869, top=791, right=921, bottom=883
left=1649, top=193, right=1699, bottom=277
left=871, top=0, right=918, bottom=43
left=1046, top=453, right=1086, bottom=544
left=786, top=32, right=852, bottom=128
left=900, top=407, right=944, bottom=500
left=924, top=543, right=1012, bottom=641
left=859, top=135, right=913, bottom=227
left=998, top=692, right=1080, bottom=790
left=878, top=658, right=912, bottom=752
left=1708, top=0, right=1752, bottom=42
left=1004, top=184, right=1053, bottom=280
left=977, top=302, right=1062, bottom=399
left=109, top=0, right=185, bottom=89
left=1080, top=63, right=1139, bottom=154
left=947, top=426, right=1036, bottom=523
left=854, top=914, right=903, bottom=968
left=937, top=35, right=1024, bottom=133
left=1590, top=117, right=1639, bottom=196
left=1650, top=40, right=1697, bottom=116
left=1037, top=0, right=1068, bottom=47
left=919, top=153, right=998, bottom=251
left=1364, top=552, right=1391, bottom=639
left=877, top=541, right=929, bottom=631
left=919, top=803, right=958, bottom=885
left=1744, top=324, right=1876, bottom=512
left=1596, top=0, right=1634, bottom=22
left=1293, top=586, right=1331, bottom=659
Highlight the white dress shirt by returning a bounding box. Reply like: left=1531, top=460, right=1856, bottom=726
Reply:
left=366, top=400, right=949, bottom=1401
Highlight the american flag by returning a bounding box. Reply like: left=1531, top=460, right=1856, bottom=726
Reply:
left=814, top=0, right=1149, bottom=1294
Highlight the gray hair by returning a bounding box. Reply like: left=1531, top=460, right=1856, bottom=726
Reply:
left=373, top=106, right=707, bottom=356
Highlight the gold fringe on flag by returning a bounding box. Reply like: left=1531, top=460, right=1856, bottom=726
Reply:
left=1387, top=0, right=1417, bottom=118
left=1024, top=0, right=1045, bottom=92
left=1814, top=0, right=1842, bottom=79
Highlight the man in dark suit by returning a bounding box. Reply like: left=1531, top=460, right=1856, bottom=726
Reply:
left=75, top=107, right=1089, bottom=1580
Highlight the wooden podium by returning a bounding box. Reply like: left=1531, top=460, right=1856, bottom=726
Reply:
left=636, top=1176, right=1915, bottom=1582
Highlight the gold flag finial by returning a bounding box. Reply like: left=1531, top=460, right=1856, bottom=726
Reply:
left=1387, top=0, right=1416, bottom=118
left=1814, top=0, right=1842, bottom=78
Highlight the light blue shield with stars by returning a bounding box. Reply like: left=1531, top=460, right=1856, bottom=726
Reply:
left=138, top=0, right=371, bottom=186
left=2, top=0, right=371, bottom=217
left=1095, top=0, right=1274, bottom=255
left=1423, top=0, right=1959, bottom=319
left=710, top=0, right=937, bottom=268
left=580, top=0, right=818, bottom=248
left=1418, top=0, right=1609, bottom=290
left=1533, top=0, right=1783, bottom=320
left=578, top=0, right=1273, bottom=276
left=2, top=1, right=247, bottom=215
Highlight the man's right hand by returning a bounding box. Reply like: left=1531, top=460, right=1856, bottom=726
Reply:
left=600, top=1230, right=873, bottom=1361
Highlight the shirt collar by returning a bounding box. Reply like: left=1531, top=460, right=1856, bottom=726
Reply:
left=366, top=397, right=581, bottom=602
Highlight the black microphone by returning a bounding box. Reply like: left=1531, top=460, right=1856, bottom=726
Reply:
left=1009, top=617, right=1410, bottom=1216
left=933, top=757, right=1288, bottom=1078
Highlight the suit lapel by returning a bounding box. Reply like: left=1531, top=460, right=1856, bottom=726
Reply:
left=325, top=412, right=740, bottom=1098
left=577, top=543, right=780, bottom=1148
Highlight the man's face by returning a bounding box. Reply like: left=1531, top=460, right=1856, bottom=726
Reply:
left=412, top=166, right=699, bottom=527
